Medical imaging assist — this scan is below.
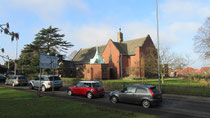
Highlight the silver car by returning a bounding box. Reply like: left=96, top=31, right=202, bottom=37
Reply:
left=5, top=75, right=28, bottom=87
left=29, top=75, right=63, bottom=92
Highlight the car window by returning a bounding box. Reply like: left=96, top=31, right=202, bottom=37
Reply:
left=18, top=77, right=26, bottom=80
left=35, top=77, right=39, bottom=80
left=84, top=83, right=91, bottom=87
left=92, top=82, right=102, bottom=87
left=136, top=88, right=147, bottom=93
left=150, top=87, right=160, bottom=94
left=77, top=82, right=85, bottom=87
left=10, top=76, right=15, bottom=79
left=122, top=86, right=136, bottom=93
left=49, top=76, right=61, bottom=81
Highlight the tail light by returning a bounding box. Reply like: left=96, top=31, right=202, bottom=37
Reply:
left=149, top=88, right=154, bottom=96
left=16, top=79, right=19, bottom=81
left=91, top=88, right=95, bottom=92
left=48, top=82, right=51, bottom=85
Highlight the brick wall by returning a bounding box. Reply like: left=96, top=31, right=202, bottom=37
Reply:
left=102, top=40, right=121, bottom=79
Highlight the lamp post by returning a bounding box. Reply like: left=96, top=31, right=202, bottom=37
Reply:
left=156, top=0, right=161, bottom=91
left=14, top=39, right=18, bottom=75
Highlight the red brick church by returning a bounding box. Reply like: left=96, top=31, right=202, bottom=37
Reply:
left=73, top=29, right=158, bottom=80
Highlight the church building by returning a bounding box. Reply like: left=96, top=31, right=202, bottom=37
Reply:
left=72, top=29, right=158, bottom=80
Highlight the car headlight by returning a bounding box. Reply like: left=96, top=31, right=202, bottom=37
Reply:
left=109, top=91, right=114, bottom=96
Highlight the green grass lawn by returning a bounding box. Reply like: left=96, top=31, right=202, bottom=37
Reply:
left=0, top=87, right=156, bottom=118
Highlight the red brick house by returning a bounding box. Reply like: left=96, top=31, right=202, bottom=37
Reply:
left=73, top=30, right=157, bottom=80
left=200, top=67, right=210, bottom=75
left=176, top=67, right=201, bottom=77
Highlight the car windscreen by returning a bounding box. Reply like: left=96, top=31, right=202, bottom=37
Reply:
left=92, top=82, right=102, bottom=87
left=150, top=87, right=160, bottom=94
left=48, top=76, right=61, bottom=81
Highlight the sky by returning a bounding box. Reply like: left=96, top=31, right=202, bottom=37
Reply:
left=0, top=0, right=209, bottom=69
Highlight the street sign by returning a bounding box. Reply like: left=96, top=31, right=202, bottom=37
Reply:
left=39, top=53, right=58, bottom=69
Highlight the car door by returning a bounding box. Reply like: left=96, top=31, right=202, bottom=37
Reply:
left=5, top=77, right=10, bottom=84
left=134, top=87, right=148, bottom=103
left=34, top=77, right=44, bottom=88
left=82, top=83, right=91, bottom=95
left=74, top=82, right=84, bottom=94
left=33, top=78, right=39, bottom=87
left=119, top=86, right=136, bottom=103
left=8, top=76, right=14, bottom=85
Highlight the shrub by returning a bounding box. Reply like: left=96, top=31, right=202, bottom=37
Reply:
left=200, top=79, right=207, bottom=86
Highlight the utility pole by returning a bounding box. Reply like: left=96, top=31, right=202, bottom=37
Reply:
left=14, top=39, right=18, bottom=75
left=156, top=0, right=161, bottom=91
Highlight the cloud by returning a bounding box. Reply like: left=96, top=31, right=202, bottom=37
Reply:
left=160, top=0, right=210, bottom=20
left=7, top=0, right=89, bottom=22
left=122, top=21, right=156, bottom=41
left=159, top=21, right=200, bottom=44
left=71, top=24, right=116, bottom=48
left=168, top=22, right=200, bottom=34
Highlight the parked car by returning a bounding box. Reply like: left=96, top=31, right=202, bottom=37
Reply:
left=0, top=74, right=6, bottom=82
left=67, top=81, right=105, bottom=99
left=29, top=75, right=63, bottom=92
left=5, top=75, right=28, bottom=86
left=109, top=85, right=162, bottom=108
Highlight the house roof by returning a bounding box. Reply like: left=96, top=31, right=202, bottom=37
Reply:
left=72, top=35, right=149, bottom=63
left=72, top=45, right=106, bottom=63
left=122, top=36, right=147, bottom=55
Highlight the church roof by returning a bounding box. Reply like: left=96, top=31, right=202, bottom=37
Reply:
left=72, top=45, right=106, bottom=63
left=72, top=35, right=149, bottom=63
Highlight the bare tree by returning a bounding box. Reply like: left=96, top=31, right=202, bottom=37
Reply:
left=0, top=23, right=19, bottom=53
left=159, top=47, right=175, bottom=67
left=159, top=46, right=192, bottom=83
left=171, top=54, right=192, bottom=70
left=144, top=47, right=158, bottom=78
left=193, top=17, right=210, bottom=59
left=159, top=46, right=175, bottom=83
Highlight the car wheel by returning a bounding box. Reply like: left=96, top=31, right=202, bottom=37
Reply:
left=110, top=96, right=118, bottom=104
left=142, top=100, right=151, bottom=108
left=41, top=86, right=46, bottom=92
left=67, top=89, right=73, bottom=96
left=87, top=92, right=93, bottom=99
left=12, top=83, right=15, bottom=87
left=29, top=84, right=34, bottom=89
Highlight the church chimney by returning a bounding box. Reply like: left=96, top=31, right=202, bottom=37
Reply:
left=117, top=28, right=123, bottom=43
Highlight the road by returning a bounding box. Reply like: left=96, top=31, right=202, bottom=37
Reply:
left=1, top=84, right=210, bottom=118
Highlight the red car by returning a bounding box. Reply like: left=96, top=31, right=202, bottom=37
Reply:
left=67, top=81, right=105, bottom=99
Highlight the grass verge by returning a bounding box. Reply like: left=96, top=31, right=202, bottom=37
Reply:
left=0, top=87, right=157, bottom=118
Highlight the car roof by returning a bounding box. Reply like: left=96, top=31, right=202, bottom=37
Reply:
left=79, top=81, right=100, bottom=83
left=127, top=85, right=155, bottom=88
left=11, top=75, right=25, bottom=77
left=38, top=75, right=58, bottom=77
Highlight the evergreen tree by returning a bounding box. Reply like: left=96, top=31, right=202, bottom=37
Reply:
left=18, top=26, right=73, bottom=75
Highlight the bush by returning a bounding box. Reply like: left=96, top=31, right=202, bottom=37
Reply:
left=188, top=74, right=210, bottom=81
left=61, top=78, right=81, bottom=85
